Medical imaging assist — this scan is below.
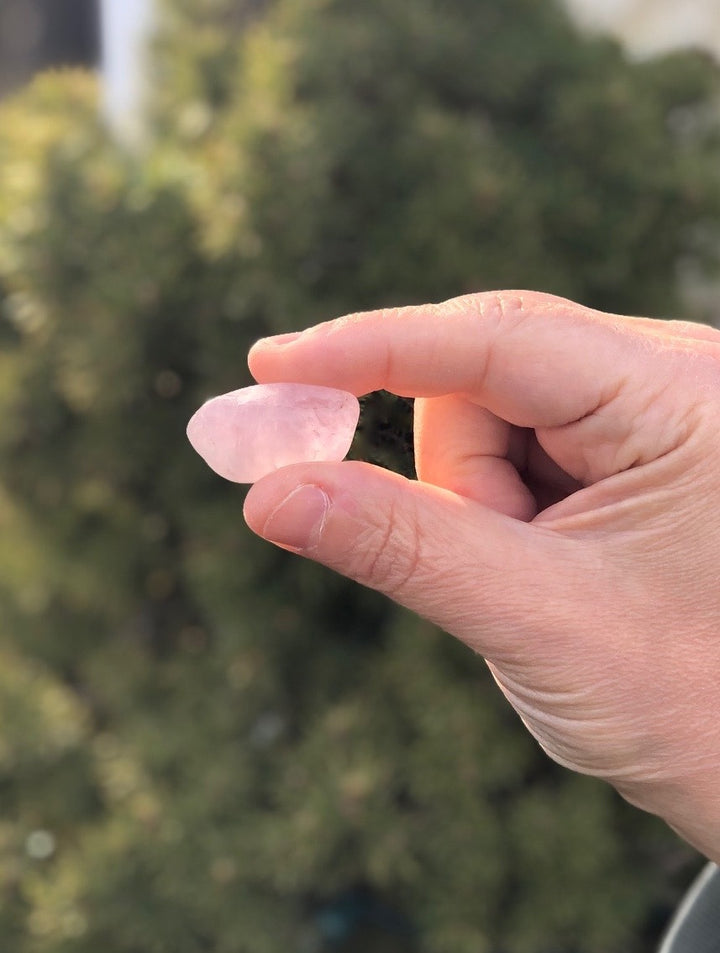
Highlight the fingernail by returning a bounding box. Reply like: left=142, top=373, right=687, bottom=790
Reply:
left=257, top=331, right=303, bottom=347
left=261, top=484, right=330, bottom=551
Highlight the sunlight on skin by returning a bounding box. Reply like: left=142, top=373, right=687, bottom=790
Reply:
left=236, top=290, right=720, bottom=862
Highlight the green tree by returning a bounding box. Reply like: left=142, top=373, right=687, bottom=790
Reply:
left=1, top=2, right=719, bottom=951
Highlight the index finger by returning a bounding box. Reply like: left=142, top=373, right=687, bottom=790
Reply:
left=248, top=290, right=679, bottom=430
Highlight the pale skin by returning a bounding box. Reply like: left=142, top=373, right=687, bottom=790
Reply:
left=243, top=290, right=720, bottom=863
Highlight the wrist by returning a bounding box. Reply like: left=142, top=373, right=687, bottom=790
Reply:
left=617, top=774, right=720, bottom=864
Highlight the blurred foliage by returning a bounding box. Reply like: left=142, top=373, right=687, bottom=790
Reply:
left=1, top=1, right=720, bottom=951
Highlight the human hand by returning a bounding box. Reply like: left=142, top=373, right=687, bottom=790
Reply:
left=242, top=290, right=720, bottom=862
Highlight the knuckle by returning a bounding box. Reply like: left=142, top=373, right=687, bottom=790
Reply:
left=696, top=345, right=720, bottom=382
left=353, top=498, right=426, bottom=598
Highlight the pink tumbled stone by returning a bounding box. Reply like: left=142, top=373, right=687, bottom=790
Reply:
left=187, top=383, right=360, bottom=483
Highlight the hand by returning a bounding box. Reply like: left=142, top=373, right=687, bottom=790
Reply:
left=243, top=290, right=720, bottom=862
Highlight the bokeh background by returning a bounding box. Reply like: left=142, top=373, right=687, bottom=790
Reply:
left=1, top=1, right=720, bottom=951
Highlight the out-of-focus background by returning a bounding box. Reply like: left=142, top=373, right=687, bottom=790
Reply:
left=1, top=1, right=719, bottom=951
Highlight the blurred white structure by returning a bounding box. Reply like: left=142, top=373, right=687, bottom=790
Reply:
left=100, top=0, right=154, bottom=144
left=96, top=0, right=719, bottom=146
left=563, top=0, right=720, bottom=60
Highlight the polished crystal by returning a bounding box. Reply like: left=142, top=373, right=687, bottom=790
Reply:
left=187, top=383, right=360, bottom=483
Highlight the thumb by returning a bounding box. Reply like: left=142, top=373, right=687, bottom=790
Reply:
left=243, top=460, right=580, bottom=660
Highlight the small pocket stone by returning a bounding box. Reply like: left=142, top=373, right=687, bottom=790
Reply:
left=187, top=383, right=360, bottom=483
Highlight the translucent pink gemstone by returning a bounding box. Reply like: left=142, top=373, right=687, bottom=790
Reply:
left=186, top=383, right=360, bottom=483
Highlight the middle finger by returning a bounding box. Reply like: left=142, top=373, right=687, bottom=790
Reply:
left=414, top=394, right=537, bottom=521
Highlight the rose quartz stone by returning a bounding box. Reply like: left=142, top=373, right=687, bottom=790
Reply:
left=187, top=383, right=360, bottom=483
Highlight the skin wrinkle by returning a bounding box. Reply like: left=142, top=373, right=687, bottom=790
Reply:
left=336, top=472, right=451, bottom=606
left=358, top=495, right=417, bottom=598
left=537, top=492, right=661, bottom=533
left=371, top=495, right=469, bottom=613
left=381, top=500, right=538, bottom=644
left=441, top=293, right=530, bottom=402
left=475, top=293, right=542, bottom=413
left=469, top=294, right=505, bottom=394
left=618, top=369, right=695, bottom=460
left=535, top=417, right=714, bottom=530
left=489, top=658, right=678, bottom=781
left=376, top=311, right=403, bottom=395
left=541, top=385, right=700, bottom=503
